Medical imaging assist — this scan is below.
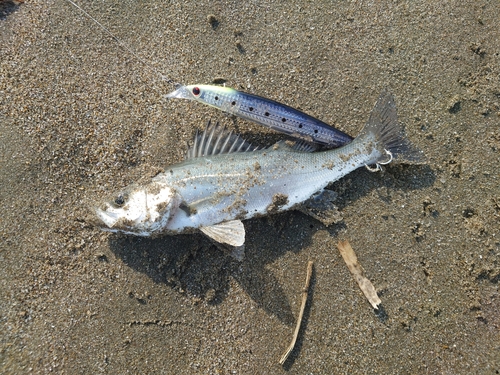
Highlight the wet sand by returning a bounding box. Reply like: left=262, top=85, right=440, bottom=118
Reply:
left=1, top=0, right=499, bottom=373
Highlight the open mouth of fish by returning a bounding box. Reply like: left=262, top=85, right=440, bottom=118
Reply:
left=94, top=206, right=121, bottom=228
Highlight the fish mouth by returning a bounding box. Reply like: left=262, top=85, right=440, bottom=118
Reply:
left=94, top=206, right=119, bottom=228
left=165, top=85, right=191, bottom=99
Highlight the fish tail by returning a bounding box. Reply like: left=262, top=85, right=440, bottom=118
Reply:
left=361, top=91, right=425, bottom=164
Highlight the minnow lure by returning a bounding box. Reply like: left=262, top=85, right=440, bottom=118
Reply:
left=166, top=85, right=353, bottom=147
left=95, top=91, right=423, bottom=246
left=66, top=0, right=353, bottom=147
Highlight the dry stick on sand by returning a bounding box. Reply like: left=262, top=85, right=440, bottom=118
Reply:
left=279, top=260, right=314, bottom=365
left=337, top=240, right=381, bottom=309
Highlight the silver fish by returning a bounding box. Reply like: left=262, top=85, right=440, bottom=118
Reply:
left=166, top=84, right=353, bottom=148
left=95, top=91, right=423, bottom=246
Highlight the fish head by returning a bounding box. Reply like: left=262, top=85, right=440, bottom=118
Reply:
left=165, top=84, right=199, bottom=100
left=94, top=181, right=179, bottom=236
left=165, top=84, right=232, bottom=102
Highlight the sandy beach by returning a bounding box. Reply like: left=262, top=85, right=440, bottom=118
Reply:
left=1, top=0, right=499, bottom=373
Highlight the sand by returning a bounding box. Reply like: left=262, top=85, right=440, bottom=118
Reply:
left=1, top=0, right=499, bottom=373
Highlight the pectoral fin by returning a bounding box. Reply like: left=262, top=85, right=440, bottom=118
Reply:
left=200, top=220, right=245, bottom=247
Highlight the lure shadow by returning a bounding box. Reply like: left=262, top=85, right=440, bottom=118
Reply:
left=108, top=211, right=321, bottom=326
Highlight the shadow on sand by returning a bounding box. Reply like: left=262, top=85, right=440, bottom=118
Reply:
left=108, top=163, right=435, bottom=330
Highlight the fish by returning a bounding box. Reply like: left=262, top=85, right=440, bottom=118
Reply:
left=166, top=84, right=353, bottom=148
left=94, top=91, right=423, bottom=246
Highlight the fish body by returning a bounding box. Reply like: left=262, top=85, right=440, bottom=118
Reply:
left=166, top=84, right=353, bottom=148
left=95, top=92, right=423, bottom=246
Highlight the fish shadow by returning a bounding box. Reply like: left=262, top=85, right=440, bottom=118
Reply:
left=108, top=210, right=325, bottom=326
left=108, top=163, right=433, bottom=326
left=329, top=163, right=436, bottom=210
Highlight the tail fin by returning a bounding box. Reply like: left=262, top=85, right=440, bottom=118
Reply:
left=363, top=91, right=425, bottom=164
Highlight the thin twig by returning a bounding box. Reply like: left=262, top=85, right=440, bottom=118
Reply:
left=279, top=260, right=314, bottom=365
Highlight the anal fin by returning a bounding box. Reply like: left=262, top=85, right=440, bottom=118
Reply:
left=298, top=189, right=343, bottom=227
left=200, top=220, right=246, bottom=247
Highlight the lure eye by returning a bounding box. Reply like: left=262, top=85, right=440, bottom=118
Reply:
left=114, top=194, right=126, bottom=207
left=192, top=87, right=201, bottom=96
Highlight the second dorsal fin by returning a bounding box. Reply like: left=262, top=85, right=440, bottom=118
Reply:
left=186, top=120, right=260, bottom=159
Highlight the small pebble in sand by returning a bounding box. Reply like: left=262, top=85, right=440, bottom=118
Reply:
left=207, top=14, right=219, bottom=28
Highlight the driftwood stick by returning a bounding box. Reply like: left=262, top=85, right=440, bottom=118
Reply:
left=279, top=260, right=314, bottom=365
left=337, top=240, right=381, bottom=309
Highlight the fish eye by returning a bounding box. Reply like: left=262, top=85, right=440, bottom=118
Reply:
left=114, top=194, right=126, bottom=207
left=192, top=87, right=201, bottom=96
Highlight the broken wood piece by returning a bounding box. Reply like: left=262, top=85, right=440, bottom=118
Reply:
left=279, top=260, right=313, bottom=365
left=337, top=240, right=381, bottom=309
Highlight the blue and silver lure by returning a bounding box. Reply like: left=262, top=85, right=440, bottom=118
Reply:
left=166, top=84, right=353, bottom=148
left=65, top=0, right=353, bottom=147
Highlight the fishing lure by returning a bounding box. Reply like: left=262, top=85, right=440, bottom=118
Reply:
left=66, top=0, right=353, bottom=148
left=166, top=84, right=353, bottom=147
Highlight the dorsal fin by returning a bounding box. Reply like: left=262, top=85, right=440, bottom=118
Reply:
left=268, top=139, right=317, bottom=153
left=186, top=120, right=261, bottom=159
left=290, top=140, right=317, bottom=152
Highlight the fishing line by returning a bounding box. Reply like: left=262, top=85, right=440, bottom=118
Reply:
left=64, top=0, right=178, bottom=87
left=63, top=0, right=354, bottom=148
